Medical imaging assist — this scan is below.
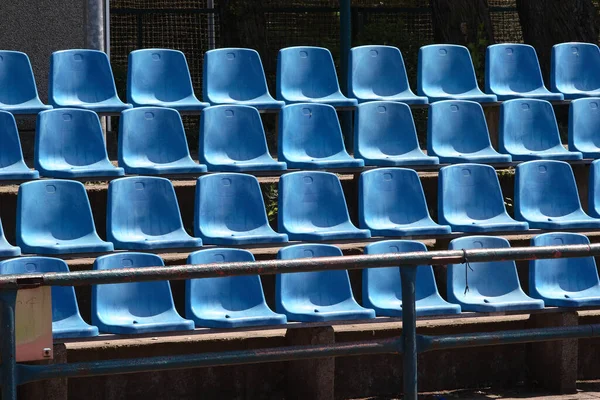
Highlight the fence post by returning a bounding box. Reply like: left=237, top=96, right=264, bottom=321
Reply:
left=0, top=289, right=18, bottom=400
left=400, top=266, right=418, bottom=400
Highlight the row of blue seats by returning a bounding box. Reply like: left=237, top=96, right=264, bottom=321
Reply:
left=2, top=160, right=600, bottom=256
left=3, top=97, right=600, bottom=181
left=1, top=42, right=599, bottom=115
left=9, top=233, right=600, bottom=339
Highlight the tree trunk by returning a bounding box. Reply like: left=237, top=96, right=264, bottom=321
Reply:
left=517, top=0, right=600, bottom=82
left=430, top=0, right=495, bottom=45
left=218, top=0, right=267, bottom=53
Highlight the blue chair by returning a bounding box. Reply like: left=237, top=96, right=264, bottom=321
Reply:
left=448, top=236, right=544, bottom=312
left=417, top=44, right=497, bottom=103
left=515, top=160, right=600, bottom=229
left=530, top=233, right=600, bottom=307
left=203, top=48, right=284, bottom=110
left=0, top=257, right=98, bottom=338
left=0, top=110, right=39, bottom=180
left=569, top=98, right=600, bottom=158
left=589, top=159, right=600, bottom=218
left=119, top=107, right=207, bottom=175
left=186, top=249, right=287, bottom=328
left=93, top=253, right=195, bottom=334
left=35, top=108, right=124, bottom=178
left=0, top=51, right=52, bottom=114
left=195, top=173, right=288, bottom=245
left=277, top=47, right=358, bottom=108
left=485, top=44, right=564, bottom=101
left=279, top=171, right=371, bottom=241
left=0, top=218, right=20, bottom=257
left=364, top=240, right=461, bottom=317
left=279, top=104, right=364, bottom=169
left=49, top=49, right=132, bottom=113
left=439, top=164, right=529, bottom=233
left=17, top=180, right=114, bottom=254
left=200, top=105, right=286, bottom=172
left=428, top=100, right=511, bottom=164
left=551, top=42, right=600, bottom=99
left=127, top=49, right=208, bottom=112
left=499, top=99, right=582, bottom=161
left=277, top=244, right=376, bottom=322
left=359, top=168, right=451, bottom=236
left=108, top=177, right=203, bottom=250
left=354, top=102, right=438, bottom=166
left=348, top=46, right=428, bottom=105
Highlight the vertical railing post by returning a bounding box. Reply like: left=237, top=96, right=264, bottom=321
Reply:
left=0, top=289, right=19, bottom=400
left=400, top=266, right=418, bottom=400
left=339, top=0, right=353, bottom=148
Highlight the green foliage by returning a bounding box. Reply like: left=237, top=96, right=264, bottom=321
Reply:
left=263, top=183, right=279, bottom=223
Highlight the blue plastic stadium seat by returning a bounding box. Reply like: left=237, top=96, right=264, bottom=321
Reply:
left=0, top=51, right=52, bottom=114
left=203, top=48, right=284, bottom=110
left=439, top=164, right=529, bottom=233
left=277, top=47, right=358, bottom=108
left=485, top=44, right=564, bottom=101
left=551, top=42, right=600, bottom=99
left=589, top=160, right=600, bottom=218
left=448, top=236, right=544, bottom=312
left=499, top=99, right=582, bottom=161
left=119, top=107, right=207, bottom=175
left=359, top=168, right=451, bottom=236
left=354, top=102, right=438, bottom=166
left=279, top=171, right=371, bottom=241
left=186, top=249, right=287, bottom=328
left=569, top=98, right=600, bottom=158
left=49, top=49, right=132, bottom=113
left=515, top=160, right=600, bottom=229
left=428, top=100, right=511, bottom=164
left=195, top=173, right=288, bottom=245
left=200, top=105, right=286, bottom=172
left=530, top=232, right=600, bottom=307
left=17, top=180, right=114, bottom=254
left=93, top=253, right=195, bottom=334
left=0, top=111, right=39, bottom=180
left=277, top=244, right=376, bottom=322
left=0, top=218, right=20, bottom=257
left=417, top=45, right=497, bottom=103
left=364, top=240, right=461, bottom=317
left=348, top=46, right=428, bottom=105
left=35, top=109, right=124, bottom=178
left=279, top=104, right=364, bottom=169
left=0, top=257, right=98, bottom=338
left=108, top=177, right=203, bottom=250
left=127, top=49, right=209, bottom=112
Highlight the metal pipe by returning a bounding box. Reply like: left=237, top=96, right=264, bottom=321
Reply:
left=0, top=290, right=18, bottom=400
left=400, top=267, right=418, bottom=400
left=207, top=0, right=216, bottom=49
left=18, top=337, right=402, bottom=385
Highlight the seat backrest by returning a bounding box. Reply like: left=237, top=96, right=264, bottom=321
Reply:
left=0, top=50, right=40, bottom=105
left=418, top=45, right=479, bottom=95
left=195, top=173, right=270, bottom=236
left=277, top=244, right=353, bottom=304
left=35, top=108, right=109, bottom=168
left=486, top=44, right=546, bottom=93
left=108, top=176, right=185, bottom=239
left=349, top=46, right=411, bottom=97
left=569, top=98, right=600, bottom=149
left=530, top=232, right=599, bottom=293
left=200, top=105, right=270, bottom=163
left=279, top=171, right=352, bottom=232
left=203, top=48, right=271, bottom=102
left=439, top=164, right=508, bottom=223
left=499, top=99, right=561, bottom=152
left=0, top=110, right=27, bottom=168
left=277, top=47, right=342, bottom=99
left=0, top=257, right=80, bottom=322
left=448, top=236, right=521, bottom=299
left=119, top=107, right=192, bottom=165
left=515, top=160, right=582, bottom=220
left=359, top=168, right=430, bottom=227
left=279, top=103, right=346, bottom=159
left=552, top=42, right=600, bottom=92
left=186, top=249, right=265, bottom=310
left=17, top=180, right=98, bottom=242
left=50, top=49, right=119, bottom=104
left=128, top=49, right=195, bottom=103
left=428, top=100, right=492, bottom=154
left=354, top=101, right=420, bottom=158
left=590, top=160, right=600, bottom=217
